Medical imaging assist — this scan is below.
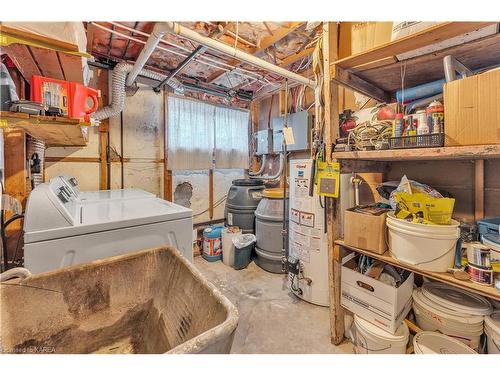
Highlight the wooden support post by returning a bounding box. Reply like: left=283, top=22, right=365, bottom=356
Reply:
left=474, top=159, right=484, bottom=220
left=98, top=120, right=109, bottom=190
left=163, top=90, right=172, bottom=201
left=209, top=169, right=214, bottom=220
left=323, top=22, right=344, bottom=345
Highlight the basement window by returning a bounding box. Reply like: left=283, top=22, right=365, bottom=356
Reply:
left=167, top=95, right=249, bottom=170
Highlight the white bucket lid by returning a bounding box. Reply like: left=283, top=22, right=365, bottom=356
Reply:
left=422, top=282, right=493, bottom=316
left=413, top=289, right=484, bottom=325
left=413, top=331, right=477, bottom=354
left=485, top=312, right=500, bottom=338
left=354, top=315, right=409, bottom=342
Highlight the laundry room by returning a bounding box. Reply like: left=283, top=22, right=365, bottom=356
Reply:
left=1, top=2, right=500, bottom=372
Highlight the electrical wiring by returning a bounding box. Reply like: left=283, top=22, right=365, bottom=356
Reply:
left=346, top=119, right=393, bottom=151
left=192, top=195, right=227, bottom=218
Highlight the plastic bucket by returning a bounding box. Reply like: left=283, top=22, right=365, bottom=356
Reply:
left=485, top=312, right=500, bottom=354
left=352, top=315, right=409, bottom=354
left=413, top=331, right=477, bottom=354
left=202, top=225, right=224, bottom=262
left=386, top=212, right=459, bottom=272
left=412, top=288, right=485, bottom=350
left=222, top=227, right=242, bottom=267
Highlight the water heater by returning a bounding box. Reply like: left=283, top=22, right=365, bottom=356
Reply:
left=288, top=159, right=330, bottom=306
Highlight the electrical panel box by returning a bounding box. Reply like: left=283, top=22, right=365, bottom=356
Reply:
left=272, top=110, right=311, bottom=152
left=255, top=128, right=273, bottom=155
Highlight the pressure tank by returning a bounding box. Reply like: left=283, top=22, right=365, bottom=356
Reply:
left=255, top=188, right=288, bottom=273
left=225, top=179, right=265, bottom=233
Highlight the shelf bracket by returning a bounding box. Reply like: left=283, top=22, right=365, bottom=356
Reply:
left=331, top=64, right=391, bottom=103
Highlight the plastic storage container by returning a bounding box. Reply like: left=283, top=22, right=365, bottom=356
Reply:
left=255, top=188, right=288, bottom=273
left=221, top=227, right=242, bottom=268
left=352, top=315, right=409, bottom=354
left=483, top=234, right=500, bottom=272
left=412, top=282, right=492, bottom=350
left=413, top=332, right=477, bottom=354
left=202, top=225, right=224, bottom=262
left=386, top=212, right=459, bottom=272
left=232, top=234, right=256, bottom=270
left=0, top=247, right=239, bottom=353
left=477, top=217, right=500, bottom=237
left=485, top=312, right=500, bottom=354
left=225, top=179, right=265, bottom=234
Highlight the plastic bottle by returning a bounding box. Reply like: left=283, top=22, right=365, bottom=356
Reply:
left=394, top=113, right=404, bottom=137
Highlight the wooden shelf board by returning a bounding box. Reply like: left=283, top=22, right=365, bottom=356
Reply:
left=333, top=22, right=497, bottom=70
left=1, top=112, right=88, bottom=147
left=332, top=144, right=500, bottom=161
left=335, top=240, right=500, bottom=301
left=330, top=23, right=500, bottom=96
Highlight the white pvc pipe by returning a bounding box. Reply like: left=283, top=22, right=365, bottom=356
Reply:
left=126, top=22, right=315, bottom=88
left=164, top=22, right=316, bottom=88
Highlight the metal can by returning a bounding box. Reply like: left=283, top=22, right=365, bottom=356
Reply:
left=426, top=100, right=444, bottom=134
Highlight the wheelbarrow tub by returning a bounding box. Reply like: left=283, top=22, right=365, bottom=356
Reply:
left=0, top=247, right=238, bottom=354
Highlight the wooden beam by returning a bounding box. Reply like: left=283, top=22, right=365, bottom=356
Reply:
left=329, top=243, right=345, bottom=345
left=0, top=24, right=80, bottom=52
left=2, top=44, right=42, bottom=82
left=86, top=22, right=96, bottom=53
left=255, top=22, right=303, bottom=55
left=333, top=22, right=496, bottom=69
left=331, top=65, right=391, bottom=103
left=207, top=23, right=305, bottom=84
left=474, top=159, right=485, bottom=220
left=45, top=156, right=101, bottom=163
left=279, top=47, right=315, bottom=68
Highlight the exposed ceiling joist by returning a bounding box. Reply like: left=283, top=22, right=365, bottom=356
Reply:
left=279, top=46, right=315, bottom=68
left=206, top=22, right=304, bottom=84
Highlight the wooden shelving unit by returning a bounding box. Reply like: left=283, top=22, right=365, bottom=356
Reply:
left=329, top=22, right=500, bottom=101
left=0, top=112, right=88, bottom=147
left=333, top=144, right=500, bottom=161
left=325, top=22, right=500, bottom=345
left=336, top=239, right=499, bottom=301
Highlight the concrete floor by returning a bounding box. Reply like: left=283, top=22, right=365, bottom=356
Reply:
left=194, top=257, right=354, bottom=354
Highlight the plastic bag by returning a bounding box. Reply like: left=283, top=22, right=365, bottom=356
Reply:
left=1, top=63, right=19, bottom=110
left=232, top=234, right=256, bottom=249
left=393, top=192, right=455, bottom=225
left=389, top=175, right=442, bottom=210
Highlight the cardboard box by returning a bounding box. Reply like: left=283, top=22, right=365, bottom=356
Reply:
left=344, top=208, right=388, bottom=254
left=341, top=253, right=414, bottom=334
left=444, top=68, right=500, bottom=146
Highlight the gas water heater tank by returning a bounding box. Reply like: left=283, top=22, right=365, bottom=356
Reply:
left=288, top=159, right=330, bottom=307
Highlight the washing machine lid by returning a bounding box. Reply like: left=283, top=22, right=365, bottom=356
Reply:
left=78, top=188, right=155, bottom=202
left=422, top=282, right=493, bottom=316
left=25, top=197, right=192, bottom=243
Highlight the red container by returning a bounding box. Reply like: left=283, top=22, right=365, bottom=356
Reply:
left=31, top=76, right=100, bottom=121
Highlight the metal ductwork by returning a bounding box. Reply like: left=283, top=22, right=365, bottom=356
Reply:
left=249, top=153, right=284, bottom=181
left=91, top=62, right=183, bottom=121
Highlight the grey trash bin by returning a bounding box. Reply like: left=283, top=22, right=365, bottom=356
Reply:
left=232, top=234, right=256, bottom=270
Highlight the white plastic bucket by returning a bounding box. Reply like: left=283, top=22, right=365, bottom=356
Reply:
left=413, top=291, right=483, bottom=350
left=485, top=313, right=500, bottom=354
left=222, top=227, right=242, bottom=267
left=386, top=212, right=459, bottom=272
left=353, top=315, right=409, bottom=354
left=413, top=331, right=477, bottom=354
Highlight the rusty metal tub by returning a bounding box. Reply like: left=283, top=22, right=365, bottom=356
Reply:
left=0, top=247, right=238, bottom=354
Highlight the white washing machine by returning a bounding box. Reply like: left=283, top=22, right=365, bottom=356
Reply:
left=24, top=178, right=193, bottom=274
left=52, top=175, right=155, bottom=202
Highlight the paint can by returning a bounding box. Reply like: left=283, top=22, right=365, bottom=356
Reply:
left=466, top=263, right=494, bottom=285
left=426, top=100, right=444, bottom=134
left=202, top=225, right=224, bottom=262
left=466, top=242, right=491, bottom=268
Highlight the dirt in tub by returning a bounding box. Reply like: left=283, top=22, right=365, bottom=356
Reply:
left=13, top=300, right=172, bottom=354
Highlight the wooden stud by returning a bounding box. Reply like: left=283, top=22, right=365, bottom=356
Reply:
left=29, top=46, right=65, bottom=80
left=475, top=159, right=485, bottom=220
left=329, top=243, right=345, bottom=344
left=208, top=169, right=214, bottom=220
left=279, top=47, right=315, bottom=68
left=45, top=156, right=101, bottom=163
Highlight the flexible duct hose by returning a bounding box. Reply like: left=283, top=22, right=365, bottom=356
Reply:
left=91, top=62, right=184, bottom=121
left=0, top=267, right=31, bottom=282
left=250, top=153, right=284, bottom=181
left=248, top=154, right=267, bottom=176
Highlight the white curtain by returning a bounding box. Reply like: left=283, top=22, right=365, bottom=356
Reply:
left=214, top=107, right=249, bottom=169
left=167, top=96, right=214, bottom=170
